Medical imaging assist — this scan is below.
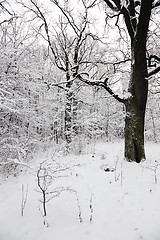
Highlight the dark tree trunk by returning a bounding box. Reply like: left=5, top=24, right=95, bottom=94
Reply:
left=123, top=0, right=152, bottom=162
left=124, top=98, right=146, bottom=162
left=100, top=0, right=154, bottom=163
left=124, top=41, right=148, bottom=162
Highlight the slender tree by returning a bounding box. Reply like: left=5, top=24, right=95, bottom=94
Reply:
left=23, top=0, right=99, bottom=146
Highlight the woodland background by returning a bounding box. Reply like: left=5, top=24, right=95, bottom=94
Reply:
left=0, top=0, right=160, bottom=165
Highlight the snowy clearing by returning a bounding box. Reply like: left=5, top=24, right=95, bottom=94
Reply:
left=0, top=141, right=160, bottom=240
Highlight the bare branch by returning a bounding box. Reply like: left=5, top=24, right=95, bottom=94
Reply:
left=120, top=5, right=135, bottom=42
left=50, top=0, right=80, bottom=35
left=104, top=0, right=135, bottom=42
left=0, top=2, right=13, bottom=15
left=152, top=0, right=160, bottom=8
left=29, top=0, right=66, bottom=72
left=77, top=73, right=126, bottom=103
left=147, top=55, right=160, bottom=76
left=148, top=55, right=160, bottom=67
left=135, top=0, right=153, bottom=46
left=79, top=58, right=131, bottom=67
left=148, top=66, right=160, bottom=77
left=0, top=17, right=14, bottom=25
left=87, top=0, right=98, bottom=9
left=103, top=0, right=119, bottom=11
left=128, top=0, right=137, bottom=31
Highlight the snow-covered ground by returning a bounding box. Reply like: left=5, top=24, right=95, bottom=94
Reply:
left=0, top=141, right=160, bottom=240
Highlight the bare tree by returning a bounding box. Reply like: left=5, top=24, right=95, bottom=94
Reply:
left=77, top=0, right=160, bottom=162
left=17, top=0, right=160, bottom=162
left=22, top=0, right=99, bottom=147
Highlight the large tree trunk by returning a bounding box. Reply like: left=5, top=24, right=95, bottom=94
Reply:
left=124, top=44, right=148, bottom=162
left=124, top=98, right=146, bottom=163
left=124, top=0, right=153, bottom=163
left=100, top=0, right=154, bottom=163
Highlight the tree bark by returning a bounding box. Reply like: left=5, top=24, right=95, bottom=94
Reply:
left=64, top=90, right=72, bottom=144
left=124, top=40, right=148, bottom=162
left=124, top=98, right=146, bottom=162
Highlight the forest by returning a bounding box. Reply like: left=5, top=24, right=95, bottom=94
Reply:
left=0, top=0, right=160, bottom=240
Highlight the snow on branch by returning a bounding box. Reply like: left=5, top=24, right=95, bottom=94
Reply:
left=104, top=0, right=135, bottom=42
left=148, top=55, right=160, bottom=67
left=103, top=0, right=119, bottom=11
left=147, top=55, right=160, bottom=77
left=120, top=0, right=129, bottom=8
left=148, top=66, right=160, bottom=78
left=77, top=73, right=127, bottom=103
left=152, top=0, right=160, bottom=8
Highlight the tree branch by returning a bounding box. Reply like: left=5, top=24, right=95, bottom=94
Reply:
left=128, top=0, right=137, bottom=31
left=135, top=0, right=153, bottom=46
left=147, top=55, right=160, bottom=76
left=148, top=55, right=160, bottom=67
left=50, top=0, right=79, bottom=36
left=0, top=2, right=13, bottom=15
left=152, top=0, right=160, bottom=8
left=103, top=0, right=119, bottom=11
left=104, top=0, right=135, bottom=42
left=148, top=66, right=160, bottom=77
left=0, top=17, right=14, bottom=25
left=77, top=74, right=126, bottom=103
left=120, top=6, right=135, bottom=42
left=30, top=0, right=66, bottom=72
left=79, top=58, right=131, bottom=67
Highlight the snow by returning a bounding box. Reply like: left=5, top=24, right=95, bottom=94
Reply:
left=152, top=0, right=159, bottom=7
left=0, top=141, right=160, bottom=240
